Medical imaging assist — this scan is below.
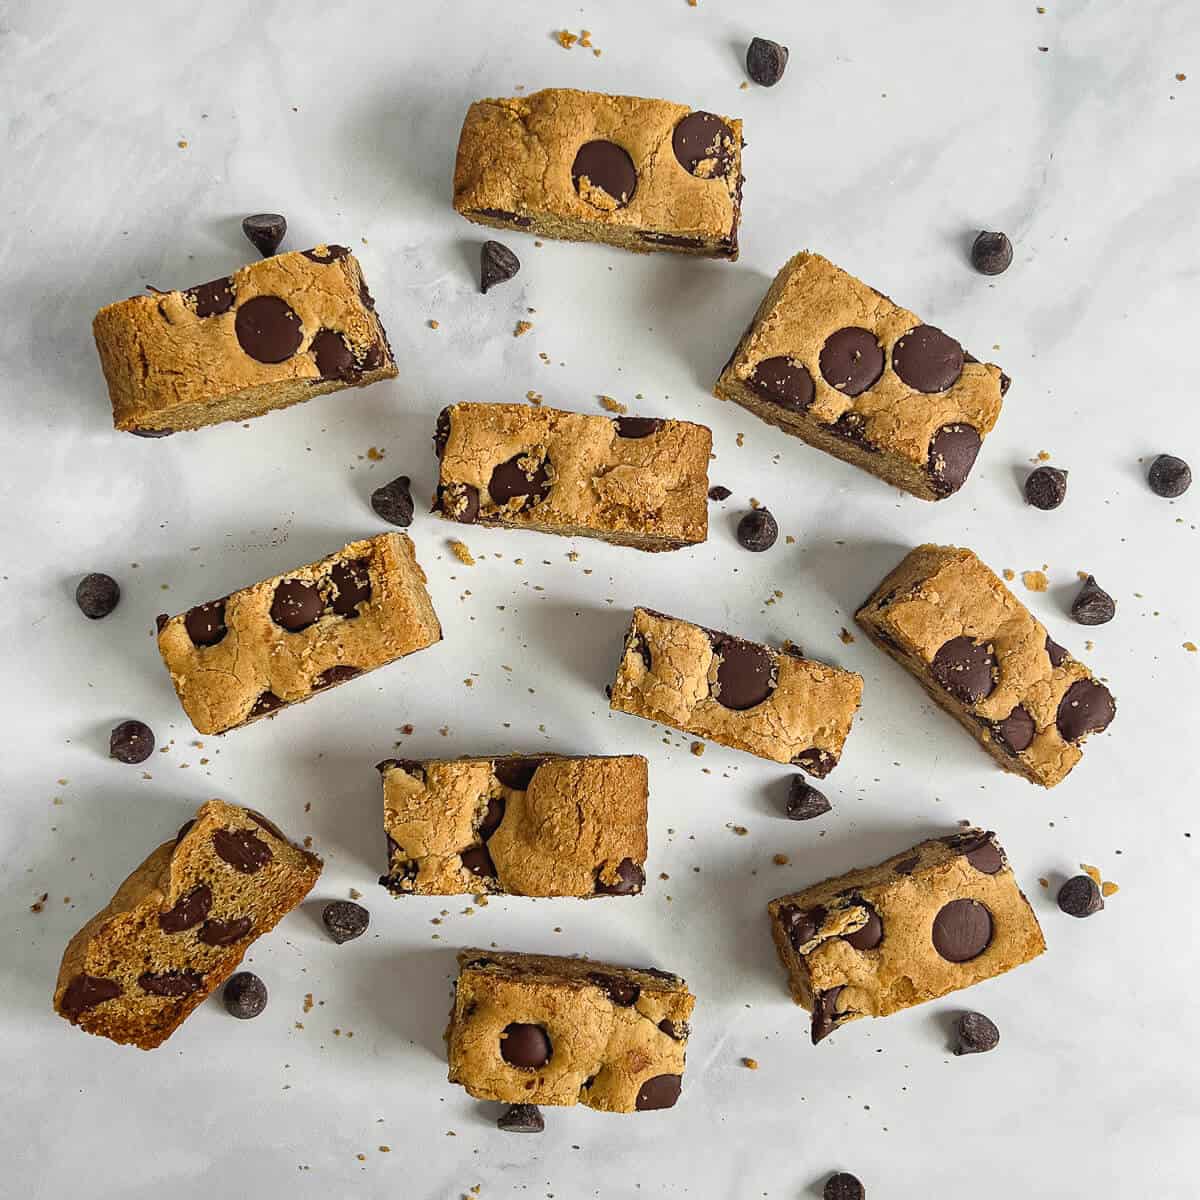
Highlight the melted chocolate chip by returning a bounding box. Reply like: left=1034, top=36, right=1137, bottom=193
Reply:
left=811, top=986, right=845, bottom=1044
left=500, top=1023, right=551, bottom=1069
left=842, top=903, right=883, bottom=951
left=312, top=665, right=362, bottom=689
left=184, top=599, right=228, bottom=647
left=994, top=705, right=1036, bottom=754
left=658, top=1019, right=688, bottom=1040
left=672, top=111, right=735, bottom=177
left=186, top=277, right=235, bottom=317
left=589, top=973, right=640, bottom=1007
left=60, top=974, right=121, bottom=1019
left=138, top=969, right=204, bottom=997
left=270, top=578, right=322, bottom=631
left=614, top=416, right=663, bottom=438
left=634, top=1073, right=682, bottom=1111
left=249, top=691, right=284, bottom=719
left=595, top=858, right=645, bottom=895
left=489, top=454, right=552, bottom=507
left=493, top=757, right=542, bottom=790
left=931, top=636, right=996, bottom=704
left=478, top=794, right=506, bottom=840
left=572, top=140, right=637, bottom=206
left=439, top=483, right=481, bottom=523
left=234, top=295, right=303, bottom=363
left=329, top=559, right=371, bottom=617
left=893, top=325, right=964, bottom=392
left=1055, top=679, right=1115, bottom=741
left=1046, top=635, right=1069, bottom=667
left=242, top=213, right=287, bottom=257
left=159, top=884, right=213, bottom=933
left=198, top=915, right=253, bottom=946
left=460, top=845, right=497, bottom=878
left=781, top=903, right=826, bottom=950
left=712, top=637, right=775, bottom=710
left=212, top=827, right=272, bottom=873
left=931, top=899, right=993, bottom=962
left=311, top=328, right=355, bottom=379
left=748, top=355, right=815, bottom=411
left=928, top=424, right=982, bottom=496
left=826, top=411, right=878, bottom=451
left=963, top=836, right=1005, bottom=875
left=820, top=328, right=884, bottom=395
left=792, top=747, right=836, bottom=778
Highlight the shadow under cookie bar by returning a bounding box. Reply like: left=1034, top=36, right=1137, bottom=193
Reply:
left=453, top=88, right=742, bottom=258
left=713, top=251, right=1009, bottom=500
left=609, top=607, right=862, bottom=772
left=855, top=544, right=1115, bottom=787
left=767, top=829, right=1044, bottom=1044
left=446, top=949, right=694, bottom=1113
left=53, top=800, right=321, bottom=1049
left=93, top=245, right=396, bottom=435
left=379, top=754, right=648, bottom=897
left=156, top=532, right=442, bottom=735
left=432, top=403, right=711, bottom=550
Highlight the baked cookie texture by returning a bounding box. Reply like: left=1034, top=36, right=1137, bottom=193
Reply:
left=433, top=403, right=711, bottom=550
left=767, top=829, right=1045, bottom=1043
left=609, top=607, right=862, bottom=772
left=379, top=755, right=648, bottom=897
left=157, top=532, right=442, bottom=735
left=855, top=544, right=1116, bottom=787
left=453, top=88, right=742, bottom=258
left=53, top=800, right=321, bottom=1049
left=714, top=251, right=1009, bottom=500
left=93, top=245, right=396, bottom=435
left=446, top=949, right=694, bottom=1112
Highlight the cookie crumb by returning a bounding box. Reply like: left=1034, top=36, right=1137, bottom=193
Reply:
left=1184, top=641, right=1197, bottom=652
left=428, top=319, right=439, bottom=330
left=599, top=395, right=627, bottom=414
left=1022, top=570, right=1049, bottom=592
left=690, top=741, right=705, bottom=757
left=556, top=30, right=578, bottom=48
left=450, top=540, right=476, bottom=566
left=736, top=432, right=745, bottom=447
left=742, top=1057, right=758, bottom=1069
left=773, top=854, right=790, bottom=866
left=349, top=887, right=362, bottom=900
left=303, top=993, right=314, bottom=1013
left=30, top=892, right=48, bottom=913
left=177, top=139, right=188, bottom=149
left=1002, top=568, right=1015, bottom=581
left=514, top=320, right=533, bottom=337
left=839, top=627, right=855, bottom=645
left=1101, top=881, right=1120, bottom=897
left=1039, top=877, right=1049, bottom=889
left=1081, top=863, right=1101, bottom=884
left=1177, top=72, right=1187, bottom=81
left=526, top=390, right=543, bottom=405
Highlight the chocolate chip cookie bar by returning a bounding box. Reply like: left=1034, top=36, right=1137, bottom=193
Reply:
left=54, top=800, right=321, bottom=1049
left=93, top=245, right=395, bottom=435
left=446, top=949, right=694, bottom=1113
left=157, top=532, right=441, bottom=735
left=453, top=88, right=742, bottom=258
left=767, top=829, right=1045, bottom=1043
left=433, top=403, right=711, bottom=550
left=379, top=754, right=648, bottom=897
left=714, top=252, right=1009, bottom=500
left=609, top=608, right=862, bottom=773
left=855, top=545, right=1116, bottom=787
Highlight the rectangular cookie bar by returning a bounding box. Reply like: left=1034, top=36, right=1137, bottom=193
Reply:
left=446, top=949, right=694, bottom=1112
left=609, top=607, right=862, bottom=773
left=453, top=88, right=742, bottom=258
left=433, top=403, right=711, bottom=550
left=93, top=244, right=395, bottom=435
left=379, top=754, right=648, bottom=897
left=855, top=545, right=1116, bottom=787
left=714, top=251, right=1009, bottom=500
left=767, top=829, right=1045, bottom=1043
left=54, top=799, right=321, bottom=1049
left=156, top=532, right=442, bottom=735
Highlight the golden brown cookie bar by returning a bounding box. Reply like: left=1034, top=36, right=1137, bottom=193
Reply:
left=93, top=245, right=395, bottom=435
left=453, top=88, right=742, bottom=258
left=609, top=607, right=862, bottom=773
left=156, top=532, right=441, bottom=735
left=767, top=829, right=1045, bottom=1043
left=53, top=799, right=321, bottom=1049
left=379, top=754, right=648, bottom=897
left=714, top=251, right=1009, bottom=500
left=855, top=545, right=1116, bottom=787
left=446, top=949, right=694, bottom=1113
left=433, top=403, right=710, bottom=550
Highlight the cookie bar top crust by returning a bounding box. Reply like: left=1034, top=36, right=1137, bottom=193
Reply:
left=609, top=607, right=863, bottom=772
left=446, top=949, right=694, bottom=1112
left=715, top=251, right=1008, bottom=499
left=156, top=532, right=441, bottom=735
left=855, top=544, right=1116, bottom=787
left=378, top=754, right=648, bottom=897
left=453, top=88, right=742, bottom=256
left=433, top=403, right=711, bottom=549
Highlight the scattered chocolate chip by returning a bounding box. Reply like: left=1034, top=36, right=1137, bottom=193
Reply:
left=185, top=599, right=228, bottom=646
left=60, top=974, right=121, bottom=1019
left=489, top=454, right=552, bottom=507
left=242, top=213, right=287, bottom=257
left=824, top=1172, right=866, bottom=1200
left=748, top=355, right=815, bottom=412
left=313, top=665, right=362, bottom=689
left=138, top=969, right=204, bottom=996
left=1024, top=465, right=1068, bottom=509
left=931, top=898, right=993, bottom=962
left=707, top=485, right=732, bottom=501
left=792, top=747, right=835, bottom=777
left=302, top=245, right=349, bottom=264
left=746, top=36, right=789, bottom=86
left=1055, top=678, right=1115, bottom=741
left=842, top=903, right=884, bottom=950
left=323, top=900, right=370, bottom=943
left=894, top=325, right=965, bottom=394
left=786, top=779, right=831, bottom=821
left=493, top=757, right=542, bottom=790
left=310, top=328, right=355, bottom=379
left=497, top=1103, right=544, bottom=1133
left=634, top=1073, right=682, bottom=1111
left=1071, top=575, right=1115, bottom=626
left=614, top=416, right=663, bottom=438
left=500, top=1023, right=551, bottom=1069
left=478, top=793, right=506, bottom=839
left=369, top=475, right=413, bottom=526
left=186, top=277, right=235, bottom=317
left=819, top=328, right=884, bottom=396
left=780, top=903, right=826, bottom=950
left=473, top=209, right=533, bottom=227
left=572, top=140, right=637, bottom=206
left=1148, top=453, right=1192, bottom=498
left=212, top=827, right=272, bottom=873
left=270, top=578, right=322, bottom=631
left=1045, top=635, right=1069, bottom=667
left=109, top=719, right=155, bottom=764
left=249, top=691, right=284, bottom=719
left=736, top=508, right=779, bottom=552
left=460, top=845, right=497, bottom=878
left=970, top=231, right=1013, bottom=276
left=811, top=986, right=845, bottom=1044
left=199, top=915, right=253, bottom=946
left=234, top=295, right=303, bottom=363
left=928, top=424, right=981, bottom=496
left=955, top=1010, right=1000, bottom=1055
left=1057, top=874, right=1104, bottom=918
left=672, top=112, right=734, bottom=177
left=159, top=884, right=213, bottom=933
left=595, top=858, right=645, bottom=895
left=223, top=971, right=268, bottom=1019
left=589, top=973, right=640, bottom=1006
left=931, top=636, right=996, bottom=704
left=480, top=240, right=520, bottom=293
left=75, top=572, right=120, bottom=619
left=329, top=559, right=372, bottom=617
left=712, top=637, right=775, bottom=710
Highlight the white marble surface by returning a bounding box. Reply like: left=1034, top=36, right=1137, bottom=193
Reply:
left=2, top=1, right=1197, bottom=1195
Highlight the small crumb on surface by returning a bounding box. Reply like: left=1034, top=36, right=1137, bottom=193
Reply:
left=1022, top=570, right=1048, bottom=592
left=367, top=446, right=385, bottom=461
left=599, top=395, right=627, bottom=414
left=450, top=540, right=476, bottom=566
left=736, top=432, right=745, bottom=447
left=773, top=854, right=790, bottom=866
left=839, top=627, right=855, bottom=645
left=514, top=320, right=533, bottom=337
left=1102, top=881, right=1120, bottom=897
left=556, top=30, right=578, bottom=48
left=1185, top=642, right=1197, bottom=653
left=1002, top=568, right=1015, bottom=581
left=1039, top=877, right=1049, bottom=889
left=690, top=741, right=705, bottom=757
left=742, top=1057, right=758, bottom=1069
left=428, top=319, right=439, bottom=330
left=526, top=390, right=543, bottom=405
left=30, top=892, right=48, bottom=913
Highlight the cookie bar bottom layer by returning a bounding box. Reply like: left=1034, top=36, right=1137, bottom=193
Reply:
left=442, top=509, right=699, bottom=552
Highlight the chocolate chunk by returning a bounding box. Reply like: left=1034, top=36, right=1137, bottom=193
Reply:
left=792, top=747, right=836, bottom=778
left=595, top=857, right=645, bottom=895
left=928, top=424, right=982, bottom=496
left=213, top=827, right=272, bottom=873
left=634, top=1073, right=682, bottom=1111
left=1024, top=465, right=1068, bottom=509
left=672, top=111, right=734, bottom=177
left=746, top=37, right=789, bottom=86
left=894, top=855, right=920, bottom=875
left=223, top=971, right=268, bottom=1019
left=824, top=1172, right=865, bottom=1200
left=302, top=245, right=349, bottom=264
left=473, top=209, right=533, bottom=227
left=708, top=485, right=732, bottom=501
left=159, top=884, right=213, bottom=933
left=199, top=915, right=254, bottom=946
left=370, top=475, right=414, bottom=526
left=61, top=974, right=121, bottom=1019
left=249, top=691, right=284, bottom=719
left=1056, top=678, right=1115, bottom=741
left=360, top=341, right=385, bottom=371
left=175, top=819, right=196, bottom=843
left=842, top=903, right=883, bottom=951
left=242, top=213, right=287, bottom=257
left=712, top=637, right=775, bottom=710
left=892, top=326, right=965, bottom=393
left=955, top=1010, right=1000, bottom=1054
left=1057, top=874, right=1104, bottom=918
left=614, top=416, right=663, bottom=438
left=931, top=636, right=996, bottom=704
left=480, top=240, right=520, bottom=293
left=631, top=632, right=653, bottom=671
left=970, top=230, right=1013, bottom=276
left=736, top=508, right=779, bottom=552
left=270, top=578, right=322, bottom=631
left=109, top=719, right=155, bottom=764
left=493, top=757, right=542, bottom=790
left=438, top=483, right=481, bottom=524
left=780, top=903, right=826, bottom=950
left=748, top=355, right=815, bottom=412
left=186, top=277, right=235, bottom=317
left=311, top=328, right=355, bottom=379
left=497, top=1103, right=544, bottom=1133
left=500, top=1022, right=551, bottom=1069
left=931, top=899, right=993, bottom=962
left=1045, top=635, right=1068, bottom=667
left=478, top=793, right=506, bottom=840
left=1148, top=453, right=1192, bottom=498
left=826, top=411, right=877, bottom=450
left=184, top=599, right=228, bottom=646
left=572, top=140, right=637, bottom=207
left=639, top=231, right=706, bottom=248
left=786, top=778, right=831, bottom=821
left=658, top=1019, right=688, bottom=1040
left=138, top=969, right=204, bottom=997
left=811, top=985, right=845, bottom=1044
left=234, top=295, right=303, bottom=363
left=329, top=559, right=372, bottom=617
left=460, top=845, right=497, bottom=878
left=313, top=665, right=362, bottom=689
left=819, top=328, right=884, bottom=396
left=130, top=426, right=174, bottom=438
left=323, top=900, right=370, bottom=943
left=962, top=835, right=1004, bottom=875
left=489, top=453, right=552, bottom=507
left=994, top=705, right=1036, bottom=754
left=589, top=973, right=640, bottom=1006
left=1071, top=575, right=1115, bottom=626
left=76, top=573, right=120, bottom=619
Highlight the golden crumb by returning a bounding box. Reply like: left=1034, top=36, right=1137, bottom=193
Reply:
left=428, top=319, right=439, bottom=330
left=514, top=320, right=533, bottom=337
left=1085, top=640, right=1095, bottom=651
left=303, top=993, right=314, bottom=1013
left=1184, top=642, right=1197, bottom=653
left=556, top=30, right=577, bottom=48
left=742, top=1057, right=758, bottom=1069
left=839, top=627, right=855, bottom=645
left=1177, top=72, right=1187, bottom=81
left=303, top=836, right=313, bottom=849
left=177, top=139, right=188, bottom=149
left=349, top=888, right=362, bottom=900
left=1039, top=877, right=1049, bottom=889
left=599, top=395, right=627, bottom=414
left=1102, top=881, right=1120, bottom=897
left=736, top=432, right=745, bottom=447
left=439, top=726, right=449, bottom=737
left=356, top=1153, right=366, bottom=1162
left=730, top=824, right=748, bottom=836
left=1002, top=568, right=1015, bottom=581
left=526, top=390, right=543, bottom=405
left=785, top=534, right=795, bottom=544
left=30, top=892, right=48, bottom=913
left=450, top=540, right=476, bottom=566
left=567, top=550, right=579, bottom=561
left=773, top=854, right=790, bottom=866
left=579, top=29, right=592, bottom=47
left=690, top=741, right=705, bottom=757
left=367, top=446, right=385, bottom=461
left=379, top=1145, right=391, bottom=1153
left=593, top=47, right=601, bottom=56
left=740, top=80, right=749, bottom=89
left=1022, top=570, right=1048, bottom=592
left=464, top=678, right=474, bottom=687
left=1081, top=863, right=1101, bottom=884
left=1037, top=450, right=1051, bottom=461
left=688, top=0, right=698, bottom=6
left=1037, top=6, right=1046, bottom=11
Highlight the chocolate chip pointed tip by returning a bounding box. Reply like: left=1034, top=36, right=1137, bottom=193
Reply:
left=480, top=240, right=521, bottom=293
left=970, top=230, right=1013, bottom=275
left=1070, top=575, right=1115, bottom=626
left=322, top=900, right=370, bottom=943
left=370, top=475, right=414, bottom=526
left=786, top=778, right=831, bottom=821
left=497, top=1103, right=544, bottom=1133
left=76, top=572, right=120, bottom=619
left=955, top=1010, right=1000, bottom=1055
left=1058, top=873, right=1104, bottom=917
left=242, top=213, right=287, bottom=257
left=746, top=36, right=789, bottom=86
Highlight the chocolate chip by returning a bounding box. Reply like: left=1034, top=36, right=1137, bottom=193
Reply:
left=460, top=845, right=497, bottom=878
left=213, top=827, right=272, bottom=873
left=811, top=986, right=845, bottom=1044
left=792, top=747, right=836, bottom=777
left=497, top=1103, right=544, bottom=1133
left=473, top=209, right=533, bottom=227
left=819, top=328, right=884, bottom=396
left=748, top=355, right=815, bottom=412
left=138, top=969, right=203, bottom=997
left=931, top=899, right=993, bottom=962
left=223, top=971, right=268, bottom=1019
left=712, top=637, right=775, bottom=710
left=184, top=599, right=227, bottom=647
left=786, top=779, right=831, bottom=821
left=159, top=884, right=213, bottom=933
left=931, top=636, right=996, bottom=704
left=489, top=453, right=552, bottom=507
left=994, top=705, right=1036, bottom=754
left=826, top=411, right=877, bottom=451
left=175, top=819, right=196, bottom=843
left=438, top=483, right=481, bottom=524
left=1055, top=678, right=1115, bottom=741
left=1045, top=635, right=1069, bottom=667
left=824, top=1172, right=865, bottom=1200
left=186, top=277, right=235, bottom=317
left=130, top=426, right=174, bottom=438
left=589, top=973, right=640, bottom=1006
left=672, top=112, right=734, bottom=177
left=480, top=240, right=520, bottom=293
left=433, top=408, right=452, bottom=457
left=1071, top=575, right=1115, bottom=626
left=892, top=325, right=965, bottom=393
left=234, top=295, right=303, bottom=363
left=76, top=573, right=120, bottom=619
left=842, top=903, right=883, bottom=951
left=736, top=508, right=779, bottom=552
left=614, top=416, right=663, bottom=438
left=270, top=578, right=322, bottom=631
left=199, top=915, right=253, bottom=946
left=361, top=341, right=385, bottom=371
left=1057, top=874, right=1104, bottom=918
left=330, top=559, right=372, bottom=617
left=595, top=858, right=645, bottom=895
left=955, top=1011, right=1000, bottom=1054
left=313, top=665, right=362, bottom=689
left=370, top=475, right=414, bottom=526
left=302, top=245, right=349, bottom=264
left=708, top=485, right=732, bottom=501
left=928, top=424, right=981, bottom=496
left=310, top=328, right=355, bottom=379
left=60, top=974, right=121, bottom=1019
left=894, top=855, right=920, bottom=876
left=109, top=719, right=155, bottom=764
left=493, top=757, right=542, bottom=790
left=572, top=140, right=637, bottom=206
left=639, top=232, right=707, bottom=248
left=249, top=691, right=284, bottom=719
left=962, top=835, right=1005, bottom=875
left=634, top=1073, right=682, bottom=1111
left=242, top=213, right=287, bottom=257
left=746, top=37, right=789, bottom=86
left=970, top=230, right=1013, bottom=276
left=631, top=632, right=653, bottom=671
left=500, top=1023, right=551, bottom=1069
left=323, top=900, right=370, bottom=943
left=658, top=1018, right=688, bottom=1040
left=780, top=903, right=826, bottom=950
left=1148, top=453, right=1192, bottom=498
left=1024, top=465, right=1068, bottom=509
left=478, top=794, right=506, bottom=840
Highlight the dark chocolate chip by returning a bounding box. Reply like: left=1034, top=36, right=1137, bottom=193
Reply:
left=109, top=719, right=155, bottom=764
left=746, top=37, right=789, bottom=86
left=460, top=845, right=497, bottom=878
left=780, top=903, right=826, bottom=950
left=826, top=411, right=877, bottom=451
left=480, top=240, right=520, bottom=293
left=819, top=328, right=884, bottom=396
left=322, top=900, right=370, bottom=943
left=792, top=747, right=836, bottom=778
left=842, top=903, right=883, bottom=951
left=963, top=835, right=1005, bottom=875
left=478, top=794, right=506, bottom=840
left=589, top=972, right=640, bottom=1006
left=931, top=636, right=996, bottom=704
left=970, top=230, right=1013, bottom=275
left=614, top=416, right=663, bottom=438
left=175, top=819, right=196, bottom=843
left=572, top=140, right=637, bottom=207
left=672, top=111, right=734, bottom=177
left=928, top=424, right=982, bottom=496
left=76, top=572, right=120, bottom=619
left=159, top=884, right=213, bottom=933
left=811, top=986, right=845, bottom=1044
left=489, top=453, right=552, bottom=506
left=999, top=372, right=1012, bottom=396
left=1045, top=635, right=1068, bottom=667
left=310, top=328, right=355, bottom=379
left=198, top=915, right=254, bottom=946
left=736, top=508, right=779, bottom=552
left=712, top=637, right=775, bottom=710
left=476, top=209, right=533, bottom=228
left=786, top=779, right=831, bottom=821
left=60, top=974, right=121, bottom=1019
left=313, top=665, right=362, bottom=689
left=186, top=277, right=235, bottom=317
left=439, top=483, right=480, bottom=523
left=994, top=705, right=1036, bottom=755
left=234, top=295, right=303, bottom=363
left=1056, top=678, right=1115, bottom=741
left=1057, top=874, right=1104, bottom=918
left=931, top=898, right=993, bottom=962
left=1071, top=575, right=1115, bottom=626
left=138, top=969, right=204, bottom=997
left=156, top=613, right=169, bottom=633
left=893, top=326, right=964, bottom=393
left=302, top=245, right=349, bottom=263
left=270, top=578, right=322, bottom=631
left=359, top=276, right=377, bottom=310
left=658, top=1018, right=688, bottom=1040
left=894, top=855, right=920, bottom=876
left=433, top=407, right=452, bottom=458
left=242, top=213, right=287, bottom=258
left=824, top=1172, right=866, bottom=1200
left=360, top=341, right=385, bottom=371
left=595, top=858, right=645, bottom=896
left=1148, top=453, right=1192, bottom=498
left=249, top=691, right=284, bottom=719
left=631, top=632, right=653, bottom=671
left=213, top=827, right=272, bottom=873
left=500, top=1023, right=551, bottom=1069
left=955, top=1010, right=1000, bottom=1054
left=494, top=757, right=542, bottom=790
left=639, top=232, right=707, bottom=248
left=748, top=355, right=815, bottom=412
left=329, top=559, right=371, bottom=617
left=634, top=1073, right=682, bottom=1111
left=185, top=599, right=228, bottom=647
left=130, top=426, right=175, bottom=438
left=708, top=485, right=732, bottom=501
left=497, top=1103, right=544, bottom=1133
left=1024, top=465, right=1068, bottom=509
left=370, top=475, right=414, bottom=526
left=223, top=971, right=268, bottom=1019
